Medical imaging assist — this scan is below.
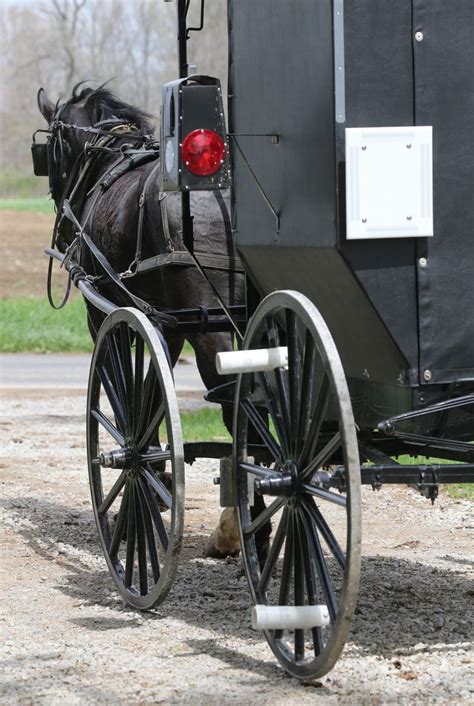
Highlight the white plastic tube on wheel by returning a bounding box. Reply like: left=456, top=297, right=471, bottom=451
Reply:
left=252, top=604, right=330, bottom=631
left=216, top=347, right=288, bottom=375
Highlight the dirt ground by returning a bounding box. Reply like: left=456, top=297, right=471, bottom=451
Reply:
left=0, top=210, right=55, bottom=298
left=1, top=388, right=473, bottom=705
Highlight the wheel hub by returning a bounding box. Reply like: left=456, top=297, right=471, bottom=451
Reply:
left=255, top=460, right=300, bottom=497
left=99, top=446, right=138, bottom=472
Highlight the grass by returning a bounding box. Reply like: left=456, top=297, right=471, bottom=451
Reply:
left=180, top=407, right=230, bottom=442
left=0, top=295, right=93, bottom=353
left=0, top=295, right=195, bottom=355
left=0, top=170, right=46, bottom=199
left=0, top=197, right=54, bottom=214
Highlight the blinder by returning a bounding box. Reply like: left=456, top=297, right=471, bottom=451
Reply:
left=31, top=130, right=51, bottom=177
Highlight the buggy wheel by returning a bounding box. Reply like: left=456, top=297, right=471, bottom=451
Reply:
left=233, top=290, right=361, bottom=679
left=87, top=307, right=184, bottom=610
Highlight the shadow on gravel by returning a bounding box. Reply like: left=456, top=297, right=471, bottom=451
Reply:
left=4, top=495, right=473, bottom=660
left=0, top=657, right=128, bottom=705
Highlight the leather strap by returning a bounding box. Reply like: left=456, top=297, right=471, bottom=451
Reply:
left=135, top=250, right=244, bottom=274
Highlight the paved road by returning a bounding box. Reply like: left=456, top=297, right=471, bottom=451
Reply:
left=0, top=353, right=205, bottom=393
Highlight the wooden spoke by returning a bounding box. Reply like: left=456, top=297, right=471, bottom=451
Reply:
left=244, top=497, right=284, bottom=537
left=140, top=467, right=172, bottom=509
left=258, top=507, right=288, bottom=594
left=256, top=371, right=288, bottom=453
left=133, top=335, right=145, bottom=436
left=91, top=408, right=125, bottom=446
left=138, top=401, right=165, bottom=451
left=124, top=482, right=136, bottom=588
left=240, top=398, right=283, bottom=462
left=299, top=506, right=338, bottom=622
left=137, top=481, right=160, bottom=583
left=298, top=373, right=330, bottom=468
left=98, top=471, right=126, bottom=515
left=286, top=309, right=302, bottom=456
left=134, top=481, right=149, bottom=596
left=274, top=509, right=294, bottom=640
left=301, top=431, right=342, bottom=481
left=293, top=512, right=306, bottom=662
left=138, top=475, right=169, bottom=551
left=109, top=481, right=130, bottom=560
left=266, top=316, right=292, bottom=447
left=297, top=506, right=323, bottom=656
left=239, top=461, right=280, bottom=480
left=106, top=333, right=128, bottom=428
left=119, top=322, right=134, bottom=431
left=97, top=364, right=127, bottom=435
left=301, top=483, right=347, bottom=508
left=304, top=497, right=346, bottom=570
left=136, top=365, right=158, bottom=441
left=296, top=332, right=316, bottom=457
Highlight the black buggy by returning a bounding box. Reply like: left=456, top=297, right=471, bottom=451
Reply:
left=33, top=0, right=474, bottom=681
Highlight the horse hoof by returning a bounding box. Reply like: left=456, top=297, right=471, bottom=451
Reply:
left=205, top=543, right=240, bottom=560
left=205, top=507, right=240, bottom=559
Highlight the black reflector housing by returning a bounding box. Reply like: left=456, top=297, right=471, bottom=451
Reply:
left=160, top=75, right=230, bottom=191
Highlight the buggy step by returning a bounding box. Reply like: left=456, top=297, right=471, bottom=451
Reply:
left=251, top=605, right=330, bottom=631
left=216, top=347, right=288, bottom=375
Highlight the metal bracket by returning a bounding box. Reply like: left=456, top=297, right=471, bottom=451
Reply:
left=334, top=0, right=346, bottom=124
left=218, top=457, right=237, bottom=507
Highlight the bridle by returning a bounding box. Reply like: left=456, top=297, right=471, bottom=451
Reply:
left=33, top=112, right=166, bottom=319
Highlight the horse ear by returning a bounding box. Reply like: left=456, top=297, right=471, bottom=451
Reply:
left=37, top=88, right=55, bottom=123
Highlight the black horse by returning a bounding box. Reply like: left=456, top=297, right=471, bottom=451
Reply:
left=37, top=84, right=270, bottom=558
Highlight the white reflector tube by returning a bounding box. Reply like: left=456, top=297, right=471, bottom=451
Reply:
left=216, top=347, right=288, bottom=375
left=251, top=605, right=330, bottom=631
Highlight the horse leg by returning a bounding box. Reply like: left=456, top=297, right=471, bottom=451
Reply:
left=187, top=332, right=271, bottom=563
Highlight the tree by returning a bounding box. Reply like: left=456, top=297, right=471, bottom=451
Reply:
left=0, top=0, right=228, bottom=186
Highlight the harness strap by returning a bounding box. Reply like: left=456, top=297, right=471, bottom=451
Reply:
left=100, top=150, right=157, bottom=191
left=159, top=192, right=174, bottom=252
left=61, top=199, right=176, bottom=327
left=134, top=250, right=244, bottom=274
left=136, top=160, right=163, bottom=263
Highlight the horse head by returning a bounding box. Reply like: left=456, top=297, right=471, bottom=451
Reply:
left=36, top=83, right=155, bottom=204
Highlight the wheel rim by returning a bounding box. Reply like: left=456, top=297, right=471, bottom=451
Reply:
left=87, top=307, right=184, bottom=610
left=233, top=290, right=361, bottom=679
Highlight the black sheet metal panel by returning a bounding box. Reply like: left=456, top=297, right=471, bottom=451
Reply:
left=228, top=0, right=408, bottom=385
left=229, top=0, right=474, bottom=389
left=339, top=0, right=419, bottom=375
left=412, top=0, right=474, bottom=384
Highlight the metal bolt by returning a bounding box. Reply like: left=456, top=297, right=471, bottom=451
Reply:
left=415, top=31, right=424, bottom=42
left=423, top=369, right=432, bottom=382
left=419, top=257, right=427, bottom=267
left=362, top=218, right=367, bottom=223
left=361, top=145, right=367, bottom=151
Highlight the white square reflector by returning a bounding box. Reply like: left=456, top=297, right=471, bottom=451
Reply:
left=345, top=126, right=433, bottom=239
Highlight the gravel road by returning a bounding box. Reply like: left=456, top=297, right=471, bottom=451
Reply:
left=1, top=389, right=473, bottom=705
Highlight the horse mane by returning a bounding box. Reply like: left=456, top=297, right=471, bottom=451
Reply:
left=66, top=82, right=155, bottom=135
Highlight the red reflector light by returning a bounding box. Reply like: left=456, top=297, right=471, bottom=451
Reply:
left=181, top=129, right=226, bottom=176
